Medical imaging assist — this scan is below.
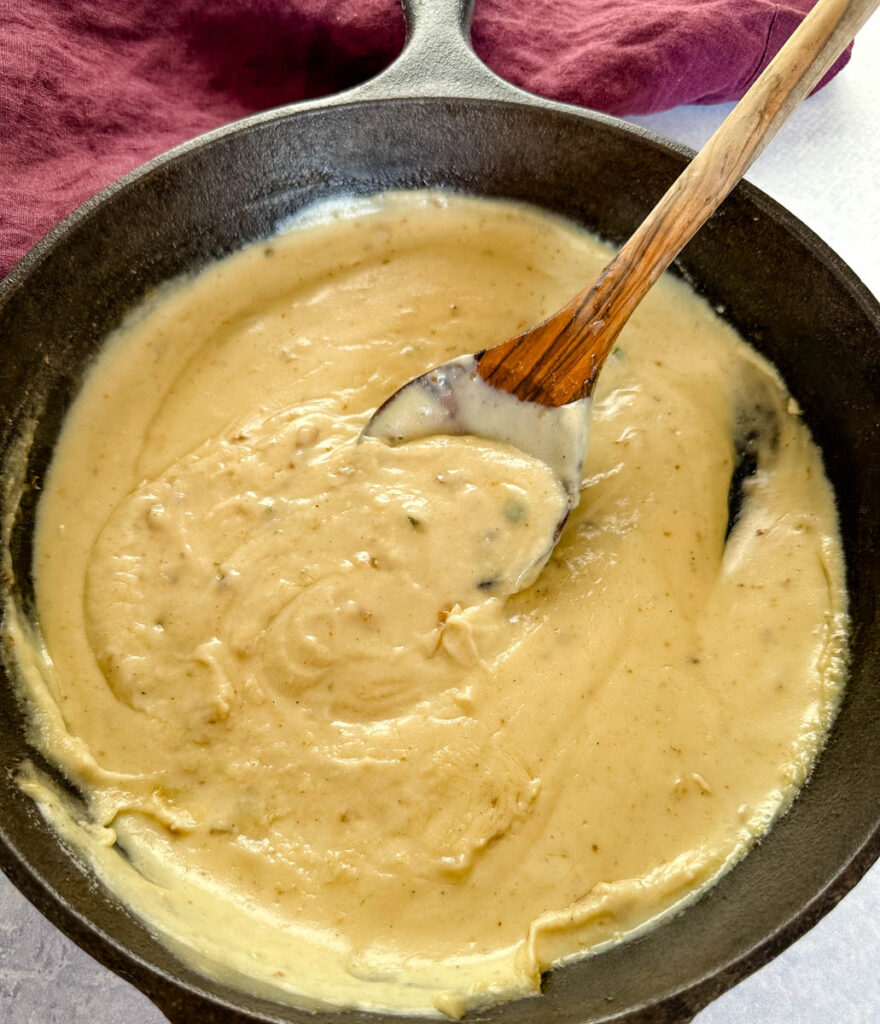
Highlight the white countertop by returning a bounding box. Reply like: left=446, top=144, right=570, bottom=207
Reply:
left=1, top=13, right=878, bottom=1024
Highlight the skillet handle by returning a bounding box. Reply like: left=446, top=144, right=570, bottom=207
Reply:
left=348, top=0, right=523, bottom=102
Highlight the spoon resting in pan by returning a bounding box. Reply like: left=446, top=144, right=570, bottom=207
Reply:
left=363, top=0, right=878, bottom=578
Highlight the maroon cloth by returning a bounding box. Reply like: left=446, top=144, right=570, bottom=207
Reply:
left=0, top=0, right=851, bottom=278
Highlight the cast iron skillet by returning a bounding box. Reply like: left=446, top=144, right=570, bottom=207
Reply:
left=1, top=2, right=878, bottom=1022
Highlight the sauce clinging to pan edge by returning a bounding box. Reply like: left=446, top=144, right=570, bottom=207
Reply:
left=8, top=192, right=847, bottom=1017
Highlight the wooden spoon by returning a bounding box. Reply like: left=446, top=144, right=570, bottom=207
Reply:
left=365, top=0, right=877, bottom=514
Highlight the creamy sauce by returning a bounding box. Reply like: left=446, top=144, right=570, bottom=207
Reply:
left=7, top=192, right=847, bottom=1018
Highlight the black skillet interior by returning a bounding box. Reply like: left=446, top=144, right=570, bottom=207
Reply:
left=1, top=14, right=880, bottom=1024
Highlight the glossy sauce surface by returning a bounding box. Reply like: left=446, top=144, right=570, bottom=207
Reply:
left=12, top=192, right=847, bottom=1018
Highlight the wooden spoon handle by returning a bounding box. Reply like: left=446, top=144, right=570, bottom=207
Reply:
left=477, top=0, right=879, bottom=406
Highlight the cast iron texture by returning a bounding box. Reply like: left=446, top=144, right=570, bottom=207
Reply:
left=1, top=3, right=879, bottom=1023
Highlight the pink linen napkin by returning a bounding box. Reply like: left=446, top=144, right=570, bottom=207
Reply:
left=0, top=0, right=851, bottom=278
